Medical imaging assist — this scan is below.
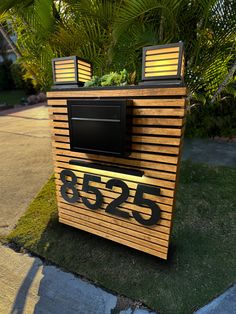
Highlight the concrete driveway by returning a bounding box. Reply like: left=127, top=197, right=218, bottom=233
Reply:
left=0, top=104, right=53, bottom=236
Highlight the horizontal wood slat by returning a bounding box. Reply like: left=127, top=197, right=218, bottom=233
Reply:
left=52, top=142, right=179, bottom=165
left=133, top=108, right=184, bottom=116
left=52, top=148, right=178, bottom=178
left=54, top=173, right=174, bottom=202
left=52, top=137, right=179, bottom=155
left=55, top=166, right=174, bottom=197
left=48, top=98, right=185, bottom=107
left=55, top=176, right=173, bottom=211
left=59, top=210, right=168, bottom=253
left=47, top=87, right=187, bottom=98
left=48, top=86, right=186, bottom=259
left=56, top=188, right=172, bottom=218
left=59, top=217, right=167, bottom=259
left=58, top=201, right=170, bottom=241
left=54, top=162, right=176, bottom=189
left=52, top=129, right=181, bottom=145
left=53, top=154, right=177, bottom=181
left=51, top=121, right=183, bottom=136
left=57, top=193, right=171, bottom=229
left=49, top=109, right=183, bottom=127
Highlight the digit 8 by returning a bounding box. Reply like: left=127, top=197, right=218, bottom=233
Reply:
left=60, top=169, right=79, bottom=203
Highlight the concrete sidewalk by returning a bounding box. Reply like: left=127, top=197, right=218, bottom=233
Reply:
left=0, top=243, right=235, bottom=314
left=0, top=104, right=53, bottom=235
left=0, top=245, right=155, bottom=314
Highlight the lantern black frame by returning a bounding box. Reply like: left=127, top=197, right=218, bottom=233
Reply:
left=52, top=56, right=92, bottom=88
left=140, top=42, right=184, bottom=87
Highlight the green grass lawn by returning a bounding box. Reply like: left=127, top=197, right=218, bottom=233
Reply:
left=0, top=89, right=26, bottom=106
left=7, top=162, right=236, bottom=314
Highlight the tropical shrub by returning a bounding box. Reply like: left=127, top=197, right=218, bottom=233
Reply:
left=0, top=0, right=235, bottom=136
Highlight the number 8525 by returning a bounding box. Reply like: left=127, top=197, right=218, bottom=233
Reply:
left=60, top=169, right=161, bottom=227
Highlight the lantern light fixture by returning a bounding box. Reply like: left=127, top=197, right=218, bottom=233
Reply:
left=140, top=41, right=185, bottom=87
left=52, top=56, right=92, bottom=88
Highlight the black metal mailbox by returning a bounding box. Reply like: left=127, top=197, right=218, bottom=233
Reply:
left=67, top=99, right=132, bottom=156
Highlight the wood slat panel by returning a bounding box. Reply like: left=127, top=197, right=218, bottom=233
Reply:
left=53, top=137, right=179, bottom=155
left=51, top=120, right=183, bottom=137
left=47, top=87, right=187, bottom=98
left=55, top=167, right=174, bottom=200
left=132, top=126, right=182, bottom=136
left=55, top=182, right=173, bottom=215
left=59, top=211, right=168, bottom=254
left=56, top=188, right=172, bottom=218
left=57, top=194, right=171, bottom=229
left=48, top=87, right=186, bottom=259
left=132, top=118, right=183, bottom=126
left=54, top=162, right=176, bottom=189
left=59, top=217, right=167, bottom=259
left=53, top=143, right=178, bottom=165
left=53, top=148, right=178, bottom=178
left=58, top=201, right=170, bottom=241
left=133, top=108, right=184, bottom=116
left=51, top=129, right=181, bottom=146
left=48, top=98, right=185, bottom=107
left=49, top=109, right=183, bottom=127
left=59, top=209, right=169, bottom=251
left=49, top=108, right=184, bottom=117
left=132, top=135, right=181, bottom=146
left=53, top=154, right=177, bottom=181
left=53, top=129, right=70, bottom=135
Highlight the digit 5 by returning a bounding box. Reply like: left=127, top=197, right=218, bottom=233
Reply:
left=132, top=184, right=161, bottom=226
left=82, top=174, right=103, bottom=210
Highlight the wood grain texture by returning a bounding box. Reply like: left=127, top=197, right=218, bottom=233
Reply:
left=47, top=86, right=186, bottom=260
left=47, top=87, right=187, bottom=98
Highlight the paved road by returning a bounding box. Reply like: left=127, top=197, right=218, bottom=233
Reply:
left=182, top=138, right=236, bottom=168
left=0, top=105, right=53, bottom=236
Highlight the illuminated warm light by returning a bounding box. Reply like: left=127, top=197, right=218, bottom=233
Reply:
left=140, top=42, right=185, bottom=87
left=52, top=56, right=92, bottom=87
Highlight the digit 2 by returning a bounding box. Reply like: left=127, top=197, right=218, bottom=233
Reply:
left=105, top=179, right=130, bottom=219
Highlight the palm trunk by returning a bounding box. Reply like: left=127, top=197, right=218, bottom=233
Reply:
left=0, top=24, right=21, bottom=58
left=210, top=60, right=236, bottom=104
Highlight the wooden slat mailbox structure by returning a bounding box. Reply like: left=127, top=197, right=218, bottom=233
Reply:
left=47, top=85, right=186, bottom=260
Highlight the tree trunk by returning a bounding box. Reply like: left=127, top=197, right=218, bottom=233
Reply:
left=0, top=24, right=21, bottom=58
left=210, top=60, right=236, bottom=104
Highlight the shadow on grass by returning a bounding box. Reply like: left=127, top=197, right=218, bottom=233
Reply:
left=8, top=162, right=236, bottom=314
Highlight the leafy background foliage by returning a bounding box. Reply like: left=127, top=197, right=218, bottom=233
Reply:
left=0, top=0, right=236, bottom=136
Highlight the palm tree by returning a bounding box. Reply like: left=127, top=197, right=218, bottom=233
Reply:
left=0, top=0, right=235, bottom=98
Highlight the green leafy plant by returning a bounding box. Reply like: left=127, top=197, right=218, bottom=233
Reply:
left=84, top=69, right=128, bottom=87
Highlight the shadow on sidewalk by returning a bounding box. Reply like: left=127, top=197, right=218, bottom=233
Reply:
left=10, top=259, right=42, bottom=314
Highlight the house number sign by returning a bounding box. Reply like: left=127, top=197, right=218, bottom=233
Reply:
left=60, top=169, right=161, bottom=227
